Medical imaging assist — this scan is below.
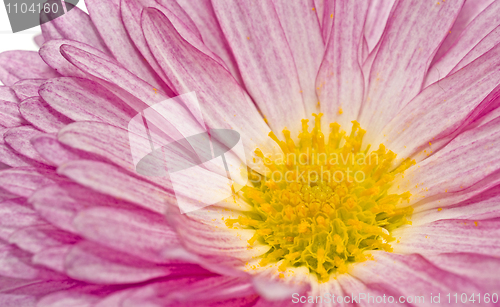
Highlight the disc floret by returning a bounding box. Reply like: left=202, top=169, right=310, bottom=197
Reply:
left=226, top=114, right=414, bottom=281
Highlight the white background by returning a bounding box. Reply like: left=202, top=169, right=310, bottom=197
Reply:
left=0, top=1, right=88, bottom=85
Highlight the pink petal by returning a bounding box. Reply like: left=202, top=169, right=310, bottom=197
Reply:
left=337, top=274, right=411, bottom=307
left=140, top=10, right=248, bottom=140
left=361, top=37, right=369, bottom=63
left=41, top=41, right=173, bottom=117
left=359, top=0, right=464, bottom=140
left=253, top=298, right=303, bottom=307
left=161, top=163, right=252, bottom=214
left=0, top=188, right=16, bottom=203
left=379, top=42, right=500, bottom=162
left=0, top=87, right=19, bottom=103
left=36, top=292, right=98, bottom=307
left=321, top=0, right=334, bottom=43
left=0, top=294, right=35, bottom=307
left=58, top=160, right=170, bottom=214
left=250, top=267, right=310, bottom=301
left=0, top=279, right=80, bottom=307
left=84, top=0, right=170, bottom=91
left=0, top=145, right=32, bottom=168
left=451, top=25, right=500, bottom=74
left=155, top=0, right=203, bottom=39
left=34, top=34, right=44, bottom=48
left=166, top=205, right=270, bottom=275
left=41, top=4, right=110, bottom=55
left=361, top=35, right=381, bottom=85
left=212, top=1, right=306, bottom=136
left=316, top=0, right=369, bottom=129
left=3, top=126, right=51, bottom=165
left=9, top=224, right=79, bottom=254
left=425, top=0, right=500, bottom=86
left=182, top=296, right=260, bottom=307
left=400, top=117, right=500, bottom=209
left=350, top=252, right=483, bottom=307
left=36, top=284, right=128, bottom=307
left=72, top=206, right=179, bottom=263
left=19, top=97, right=72, bottom=133
left=273, top=0, right=325, bottom=115
left=0, top=276, right=41, bottom=290
left=39, top=77, right=135, bottom=128
left=399, top=165, right=500, bottom=218
left=467, top=91, right=500, bottom=129
left=119, top=0, right=175, bottom=90
left=167, top=4, right=240, bottom=71
left=430, top=0, right=496, bottom=68
left=0, top=51, right=59, bottom=86
left=313, top=0, right=324, bottom=28
left=175, top=0, right=244, bottom=85
left=93, top=288, right=137, bottom=307
left=117, top=276, right=254, bottom=307
left=0, top=278, right=80, bottom=302
left=57, top=122, right=172, bottom=190
left=0, top=198, right=43, bottom=241
left=121, top=0, right=227, bottom=92
left=31, top=134, right=103, bottom=166
left=306, top=279, right=345, bottom=307
left=0, top=167, right=67, bottom=198
left=39, top=40, right=102, bottom=79
left=58, top=44, right=173, bottom=107
left=29, top=183, right=135, bottom=233
left=10, top=79, right=45, bottom=101
left=411, top=185, right=500, bottom=226
left=64, top=241, right=190, bottom=284
left=0, top=101, right=26, bottom=128
left=32, top=245, right=72, bottom=273
left=141, top=8, right=270, bottom=153
left=393, top=219, right=500, bottom=256
left=424, top=253, right=500, bottom=293
left=0, top=242, right=43, bottom=279
left=364, top=0, right=396, bottom=52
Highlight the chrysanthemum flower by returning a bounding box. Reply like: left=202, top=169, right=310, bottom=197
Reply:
left=1, top=0, right=500, bottom=306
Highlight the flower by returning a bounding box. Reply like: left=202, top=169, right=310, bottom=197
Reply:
left=1, top=0, right=500, bottom=306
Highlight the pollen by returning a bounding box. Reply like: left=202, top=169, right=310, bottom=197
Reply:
left=226, top=114, right=414, bottom=281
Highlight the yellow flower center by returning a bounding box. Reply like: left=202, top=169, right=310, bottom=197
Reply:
left=226, top=114, right=414, bottom=281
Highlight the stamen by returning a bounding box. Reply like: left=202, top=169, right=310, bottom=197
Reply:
left=228, top=114, right=414, bottom=281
